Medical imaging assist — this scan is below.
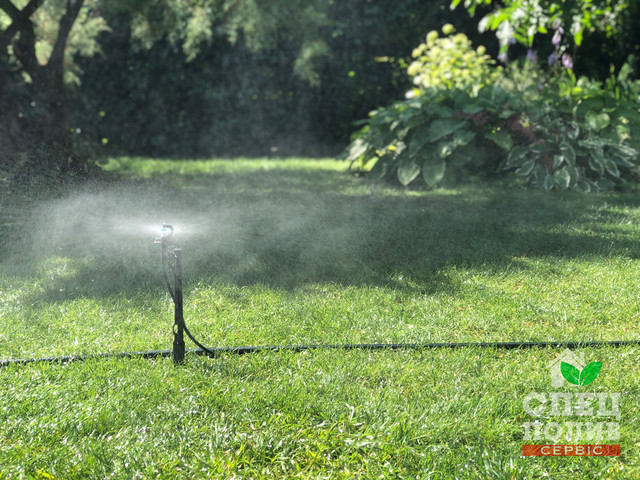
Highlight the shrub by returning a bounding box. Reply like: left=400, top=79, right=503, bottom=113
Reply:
left=346, top=85, right=523, bottom=187
left=406, top=24, right=502, bottom=97
left=505, top=70, right=640, bottom=191
left=346, top=39, right=640, bottom=191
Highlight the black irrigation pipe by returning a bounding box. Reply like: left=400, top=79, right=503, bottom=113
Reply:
left=3, top=340, right=640, bottom=368
left=188, top=340, right=640, bottom=357
left=0, top=350, right=174, bottom=367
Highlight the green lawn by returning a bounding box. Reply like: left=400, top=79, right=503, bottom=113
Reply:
left=1, top=157, right=639, bottom=479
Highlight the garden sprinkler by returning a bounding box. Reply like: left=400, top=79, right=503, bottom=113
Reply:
left=155, top=223, right=174, bottom=245
left=155, top=224, right=185, bottom=365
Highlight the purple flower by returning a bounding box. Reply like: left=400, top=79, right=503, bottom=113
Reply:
left=526, top=49, right=538, bottom=63
left=547, top=52, right=558, bottom=66
left=561, top=53, right=573, bottom=70
left=498, top=52, right=509, bottom=64
left=552, top=28, right=564, bottom=47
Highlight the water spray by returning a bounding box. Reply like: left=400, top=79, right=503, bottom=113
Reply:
left=2, top=224, right=640, bottom=368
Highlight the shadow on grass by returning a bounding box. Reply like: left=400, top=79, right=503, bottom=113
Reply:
left=5, top=163, right=640, bottom=305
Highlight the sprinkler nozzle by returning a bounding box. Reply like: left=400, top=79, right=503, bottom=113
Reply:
left=155, top=223, right=174, bottom=244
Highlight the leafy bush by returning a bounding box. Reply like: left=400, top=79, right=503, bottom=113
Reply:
left=346, top=32, right=640, bottom=191
left=505, top=70, right=640, bottom=191
left=346, top=86, right=511, bottom=187
left=407, top=24, right=501, bottom=96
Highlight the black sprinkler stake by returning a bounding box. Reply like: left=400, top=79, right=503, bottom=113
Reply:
left=172, top=248, right=185, bottom=365
left=155, top=224, right=185, bottom=365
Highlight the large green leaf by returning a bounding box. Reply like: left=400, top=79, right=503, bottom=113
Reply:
left=507, top=145, right=530, bottom=166
left=408, top=131, right=431, bottom=158
left=588, top=149, right=605, bottom=174
left=566, top=166, right=581, bottom=185
left=552, top=154, right=564, bottom=170
left=437, top=140, right=456, bottom=158
left=612, top=155, right=636, bottom=169
left=485, top=130, right=513, bottom=151
left=514, top=160, right=536, bottom=176
left=576, top=97, right=606, bottom=118
left=554, top=167, right=571, bottom=188
left=396, top=127, right=410, bottom=141
left=585, top=111, right=610, bottom=131
left=397, top=152, right=422, bottom=186
left=345, top=138, right=368, bottom=162
left=422, top=158, right=446, bottom=187
left=560, top=142, right=576, bottom=164
left=543, top=173, right=555, bottom=191
left=604, top=158, right=620, bottom=178
left=610, top=143, right=639, bottom=162
left=453, top=129, right=476, bottom=146
left=402, top=110, right=429, bottom=129
left=498, top=109, right=517, bottom=119
left=369, top=154, right=391, bottom=179
left=531, top=141, right=554, bottom=154
left=567, top=122, right=581, bottom=141
left=427, top=119, right=467, bottom=142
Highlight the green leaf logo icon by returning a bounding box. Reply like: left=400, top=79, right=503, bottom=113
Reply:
left=560, top=361, right=603, bottom=386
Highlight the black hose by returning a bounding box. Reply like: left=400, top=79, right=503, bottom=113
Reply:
left=182, top=339, right=640, bottom=357
left=0, top=349, right=174, bottom=367
left=2, top=339, right=639, bottom=367
left=183, top=323, right=223, bottom=357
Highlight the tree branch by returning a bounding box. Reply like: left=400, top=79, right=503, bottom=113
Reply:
left=45, top=0, right=84, bottom=85
left=0, top=0, right=44, bottom=30
left=0, top=0, right=21, bottom=22
left=0, top=0, right=45, bottom=78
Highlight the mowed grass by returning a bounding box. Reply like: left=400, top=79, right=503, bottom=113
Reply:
left=1, top=156, right=640, bottom=479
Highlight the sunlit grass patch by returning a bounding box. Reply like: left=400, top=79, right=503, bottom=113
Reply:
left=98, top=156, right=348, bottom=178
left=0, top=347, right=638, bottom=478
left=1, top=157, right=640, bottom=478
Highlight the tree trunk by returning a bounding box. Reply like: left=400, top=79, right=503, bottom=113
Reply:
left=0, top=0, right=89, bottom=182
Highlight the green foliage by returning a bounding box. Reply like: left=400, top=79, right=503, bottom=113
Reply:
left=407, top=24, right=501, bottom=96
left=73, top=0, right=471, bottom=157
left=505, top=71, right=640, bottom=191
left=0, top=0, right=110, bottom=85
left=34, top=0, right=111, bottom=86
left=347, top=85, right=517, bottom=188
left=120, top=0, right=333, bottom=85
left=449, top=0, right=640, bottom=84
left=347, top=62, right=640, bottom=191
left=2, top=0, right=637, bottom=177
left=450, top=0, right=629, bottom=52
left=1, top=0, right=330, bottom=88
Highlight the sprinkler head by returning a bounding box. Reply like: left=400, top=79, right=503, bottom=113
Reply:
left=155, top=223, right=174, bottom=245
